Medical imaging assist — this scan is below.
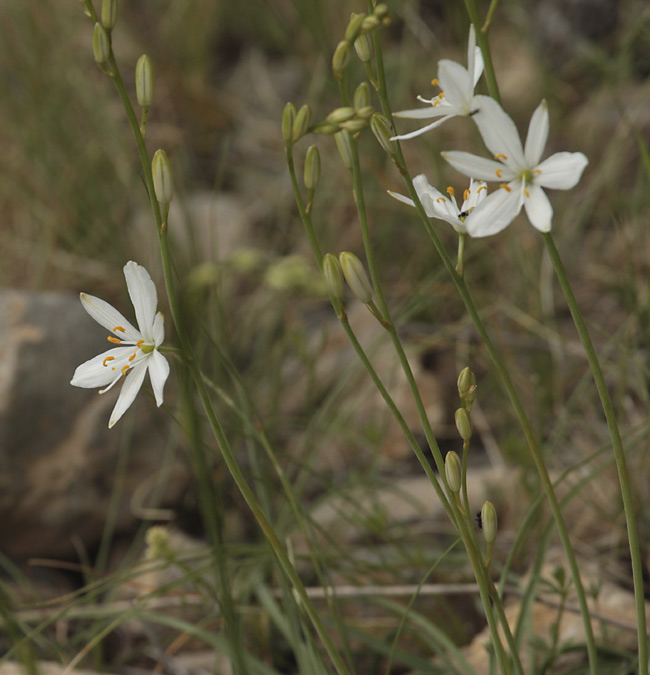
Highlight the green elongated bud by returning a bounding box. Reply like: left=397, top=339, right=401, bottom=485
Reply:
left=361, top=15, right=380, bottom=33
left=339, top=252, right=373, bottom=304
left=92, top=23, right=110, bottom=63
left=354, top=82, right=371, bottom=111
left=354, top=33, right=372, bottom=62
left=292, top=104, right=312, bottom=142
left=345, top=13, right=366, bottom=43
left=455, top=407, right=472, bottom=441
left=312, top=121, right=339, bottom=135
left=444, top=451, right=462, bottom=493
left=79, top=0, right=92, bottom=18
left=332, top=40, right=350, bottom=75
left=282, top=102, right=297, bottom=143
left=101, top=0, right=118, bottom=29
left=152, top=149, right=173, bottom=204
left=303, top=145, right=321, bottom=190
left=355, top=106, right=375, bottom=120
left=339, top=118, right=368, bottom=133
left=457, top=367, right=477, bottom=408
left=322, top=253, right=344, bottom=300
left=481, top=501, right=497, bottom=545
left=334, top=130, right=353, bottom=169
left=370, top=114, right=395, bottom=155
left=374, top=4, right=389, bottom=21
left=326, top=107, right=356, bottom=124
left=135, top=54, right=154, bottom=108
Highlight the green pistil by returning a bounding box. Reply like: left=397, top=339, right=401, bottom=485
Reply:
left=520, top=168, right=533, bottom=183
left=141, top=343, right=155, bottom=354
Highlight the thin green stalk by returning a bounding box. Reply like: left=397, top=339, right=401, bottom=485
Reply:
left=544, top=232, right=648, bottom=674
left=462, top=0, right=501, bottom=102
left=370, top=20, right=599, bottom=675
left=102, top=45, right=352, bottom=675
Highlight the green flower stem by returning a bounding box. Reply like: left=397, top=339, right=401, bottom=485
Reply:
left=544, top=232, right=648, bottom=675
left=462, top=0, right=501, bottom=103
left=346, top=133, right=517, bottom=675
left=106, top=51, right=351, bottom=675
left=370, top=24, right=598, bottom=675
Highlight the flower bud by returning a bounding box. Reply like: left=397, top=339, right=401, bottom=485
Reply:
left=339, top=252, right=373, bottom=305
left=332, top=40, right=351, bottom=75
left=445, top=451, right=462, bottom=493
left=292, top=104, right=312, bottom=142
left=303, top=145, right=321, bottom=190
left=92, top=23, right=110, bottom=64
left=101, top=0, right=118, bottom=29
left=135, top=54, right=154, bottom=108
left=152, top=149, right=173, bottom=205
left=454, top=408, right=472, bottom=441
left=322, top=254, right=344, bottom=300
left=312, top=121, right=339, bottom=135
left=326, top=107, right=356, bottom=124
left=344, top=13, right=366, bottom=43
left=457, top=367, right=477, bottom=408
left=79, top=0, right=92, bottom=18
left=282, top=102, right=297, bottom=143
left=374, top=4, right=389, bottom=20
left=481, top=501, right=497, bottom=545
left=354, top=82, right=371, bottom=111
left=339, top=118, right=368, bottom=133
left=334, top=130, right=353, bottom=169
left=354, top=33, right=372, bottom=62
left=370, top=114, right=395, bottom=155
left=361, top=15, right=380, bottom=33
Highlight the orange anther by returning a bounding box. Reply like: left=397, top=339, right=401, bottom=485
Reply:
left=478, top=185, right=487, bottom=193
left=496, top=169, right=503, bottom=178
left=446, top=186, right=455, bottom=197
left=533, top=169, right=541, bottom=174
left=524, top=189, right=530, bottom=198
left=499, top=183, right=511, bottom=192
left=121, top=364, right=131, bottom=375
left=494, top=153, right=508, bottom=160
left=113, top=325, right=126, bottom=333
left=463, top=189, right=470, bottom=201
left=102, top=356, right=115, bottom=367
left=128, top=350, right=136, bottom=362
left=431, top=78, right=439, bottom=87
left=436, top=197, right=446, bottom=203
left=108, top=336, right=122, bottom=344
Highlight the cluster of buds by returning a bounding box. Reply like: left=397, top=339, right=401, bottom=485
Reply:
left=332, top=5, right=389, bottom=78
left=312, top=102, right=375, bottom=137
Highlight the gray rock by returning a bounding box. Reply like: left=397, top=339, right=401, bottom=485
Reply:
left=0, top=291, right=189, bottom=558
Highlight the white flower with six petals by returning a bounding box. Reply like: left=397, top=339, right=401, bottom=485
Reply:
left=442, top=95, right=589, bottom=236
left=70, top=261, right=170, bottom=428
left=391, top=26, right=483, bottom=141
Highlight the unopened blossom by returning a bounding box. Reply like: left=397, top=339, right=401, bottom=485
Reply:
left=71, top=261, right=170, bottom=428
left=391, top=26, right=483, bottom=140
left=442, top=96, right=588, bottom=235
left=389, top=175, right=515, bottom=236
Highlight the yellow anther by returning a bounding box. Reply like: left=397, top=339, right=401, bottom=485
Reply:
left=446, top=186, right=455, bottom=197
left=494, top=153, right=508, bottom=160
left=496, top=169, right=503, bottom=178
left=128, top=350, right=136, bottom=362
left=121, top=364, right=131, bottom=375
left=431, top=78, right=439, bottom=86
left=436, top=197, right=446, bottom=203
left=438, top=91, right=445, bottom=99
left=499, top=183, right=511, bottom=192
left=108, top=336, right=122, bottom=344
left=432, top=100, right=441, bottom=107
left=102, top=356, right=115, bottom=367
left=478, top=185, right=487, bottom=193
left=113, top=325, right=126, bottom=333
left=524, top=189, right=530, bottom=198
left=463, top=189, right=470, bottom=201
left=533, top=169, right=541, bottom=174
left=136, top=339, right=145, bottom=347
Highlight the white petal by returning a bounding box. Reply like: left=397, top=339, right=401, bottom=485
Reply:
left=387, top=190, right=416, bottom=209
left=524, top=184, right=553, bottom=232
left=152, top=311, right=165, bottom=347
left=124, top=261, right=158, bottom=342
left=393, top=105, right=451, bottom=120
left=437, top=59, right=472, bottom=110
left=471, top=47, right=484, bottom=87
left=464, top=186, right=522, bottom=237
left=442, top=151, right=515, bottom=182
left=108, top=361, right=148, bottom=428
left=471, top=95, right=526, bottom=170
left=391, top=114, right=455, bottom=140
left=148, top=350, right=170, bottom=407
left=524, top=100, right=549, bottom=167
left=71, top=347, right=136, bottom=388
left=534, top=152, right=588, bottom=190
left=79, top=293, right=141, bottom=342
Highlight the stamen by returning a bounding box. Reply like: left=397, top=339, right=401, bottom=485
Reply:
left=446, top=187, right=455, bottom=197
left=533, top=169, right=541, bottom=174
left=463, top=189, right=470, bottom=201
left=496, top=169, right=503, bottom=178
left=494, top=153, right=508, bottom=160
left=478, top=185, right=487, bottom=193
left=524, top=189, right=530, bottom=198
left=128, top=350, right=137, bottom=362
left=121, top=364, right=131, bottom=375
left=438, top=92, right=445, bottom=99
left=499, top=183, right=511, bottom=192
left=113, top=326, right=126, bottom=333
left=431, top=78, right=439, bottom=87
left=436, top=197, right=447, bottom=204
left=107, top=336, right=122, bottom=344
left=136, top=339, right=145, bottom=347
left=102, top=356, right=115, bottom=367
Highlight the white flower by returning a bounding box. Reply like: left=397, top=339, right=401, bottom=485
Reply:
left=71, top=261, right=170, bottom=428
left=389, top=175, right=515, bottom=235
left=442, top=96, right=588, bottom=235
left=391, top=26, right=483, bottom=140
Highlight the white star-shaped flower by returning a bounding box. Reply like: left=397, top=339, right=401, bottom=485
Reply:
left=71, top=261, right=170, bottom=428
left=442, top=96, right=588, bottom=235
left=389, top=175, right=515, bottom=235
left=391, top=26, right=483, bottom=141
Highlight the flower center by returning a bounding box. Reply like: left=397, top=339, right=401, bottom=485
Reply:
left=520, top=169, right=533, bottom=184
